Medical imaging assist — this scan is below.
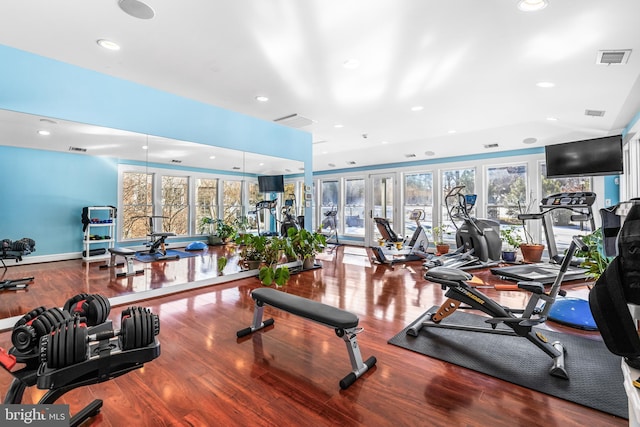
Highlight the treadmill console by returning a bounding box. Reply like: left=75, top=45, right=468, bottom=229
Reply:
left=540, top=192, right=596, bottom=208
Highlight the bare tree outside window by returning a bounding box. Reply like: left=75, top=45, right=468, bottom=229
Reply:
left=121, top=172, right=153, bottom=239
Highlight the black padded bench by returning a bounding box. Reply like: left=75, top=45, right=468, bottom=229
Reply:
left=237, top=287, right=377, bottom=389
left=99, top=247, right=144, bottom=277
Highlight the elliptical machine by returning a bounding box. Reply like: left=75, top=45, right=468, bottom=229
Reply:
left=424, top=186, right=501, bottom=270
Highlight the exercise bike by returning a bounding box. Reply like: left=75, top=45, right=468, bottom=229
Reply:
left=371, top=209, right=431, bottom=266
left=407, top=235, right=588, bottom=379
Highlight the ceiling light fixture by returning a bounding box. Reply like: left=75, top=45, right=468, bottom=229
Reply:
left=546, top=116, right=558, bottom=121
left=334, top=124, right=344, bottom=128
left=424, top=151, right=436, bottom=156
left=209, top=155, right=216, bottom=160
left=118, top=0, right=155, bottom=19
left=255, top=96, right=269, bottom=102
left=411, top=105, right=424, bottom=112
left=448, top=130, right=456, bottom=134
left=37, top=130, right=50, bottom=136
left=97, top=39, right=120, bottom=51
left=523, top=137, right=538, bottom=144
left=536, top=81, right=555, bottom=88
left=517, top=0, right=548, bottom=12
left=142, top=145, right=149, bottom=150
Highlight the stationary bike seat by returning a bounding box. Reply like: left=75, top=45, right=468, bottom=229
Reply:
left=424, top=266, right=473, bottom=282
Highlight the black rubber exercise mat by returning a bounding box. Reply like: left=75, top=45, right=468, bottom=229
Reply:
left=388, top=307, right=627, bottom=419
left=134, top=249, right=199, bottom=263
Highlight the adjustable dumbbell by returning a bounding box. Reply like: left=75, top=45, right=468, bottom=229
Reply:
left=63, top=293, right=111, bottom=326
left=11, top=307, right=72, bottom=354
left=40, top=306, right=160, bottom=369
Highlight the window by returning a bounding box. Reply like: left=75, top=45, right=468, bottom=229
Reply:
left=320, top=179, right=339, bottom=233
left=223, top=180, right=243, bottom=224
left=403, top=172, right=433, bottom=236
left=441, top=168, right=475, bottom=242
left=246, top=181, right=261, bottom=232
left=161, top=176, right=189, bottom=235
left=540, top=163, right=593, bottom=249
left=121, top=171, right=153, bottom=239
left=345, top=178, right=365, bottom=236
left=195, top=178, right=218, bottom=234
left=486, top=165, right=527, bottom=225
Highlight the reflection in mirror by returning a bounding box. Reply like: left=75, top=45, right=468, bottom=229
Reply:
left=0, top=109, right=304, bottom=327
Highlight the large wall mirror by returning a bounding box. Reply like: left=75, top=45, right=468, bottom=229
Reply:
left=0, top=109, right=304, bottom=327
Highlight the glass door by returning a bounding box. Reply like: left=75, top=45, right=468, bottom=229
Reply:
left=367, top=173, right=395, bottom=246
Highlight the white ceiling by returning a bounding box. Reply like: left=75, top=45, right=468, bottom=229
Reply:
left=1, top=0, right=639, bottom=172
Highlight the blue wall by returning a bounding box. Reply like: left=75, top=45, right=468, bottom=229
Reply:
left=0, top=146, right=118, bottom=255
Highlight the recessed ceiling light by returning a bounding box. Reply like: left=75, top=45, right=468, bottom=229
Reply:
left=411, top=105, right=424, bottom=112
left=536, top=81, right=555, bottom=88
left=255, top=96, right=269, bottom=102
left=448, top=130, right=456, bottom=134
left=37, top=130, right=50, bottom=136
left=97, top=39, right=121, bottom=51
left=381, top=141, right=389, bottom=144
left=142, top=145, right=149, bottom=150
left=517, top=0, right=548, bottom=12
left=343, top=59, right=360, bottom=69
left=546, top=116, right=558, bottom=121
left=118, top=0, right=155, bottom=20
left=209, top=155, right=216, bottom=159
left=523, top=137, right=538, bottom=144
left=328, top=163, right=336, bottom=167
left=334, top=124, right=344, bottom=128
left=425, top=151, right=436, bottom=156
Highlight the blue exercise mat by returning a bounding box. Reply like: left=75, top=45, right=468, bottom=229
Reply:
left=134, top=249, right=199, bottom=263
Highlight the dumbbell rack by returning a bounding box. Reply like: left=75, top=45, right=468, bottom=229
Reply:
left=1, top=320, right=161, bottom=427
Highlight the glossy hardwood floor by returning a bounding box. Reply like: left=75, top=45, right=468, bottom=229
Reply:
left=0, top=245, right=626, bottom=426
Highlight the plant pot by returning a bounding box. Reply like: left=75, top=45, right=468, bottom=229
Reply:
left=436, top=244, right=450, bottom=255
left=303, top=256, right=315, bottom=270
left=243, top=260, right=261, bottom=270
left=208, top=235, right=223, bottom=246
left=501, top=250, right=517, bottom=263
left=520, top=244, right=544, bottom=263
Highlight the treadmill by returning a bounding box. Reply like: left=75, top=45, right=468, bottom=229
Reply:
left=491, top=191, right=596, bottom=284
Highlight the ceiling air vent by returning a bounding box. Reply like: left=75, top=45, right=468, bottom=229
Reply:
left=405, top=153, right=417, bottom=158
left=346, top=161, right=356, bottom=165
left=274, top=114, right=314, bottom=128
left=68, top=146, right=87, bottom=153
left=484, top=143, right=499, bottom=149
left=171, top=159, right=182, bottom=163
left=596, top=49, right=631, bottom=65
left=585, top=109, right=606, bottom=117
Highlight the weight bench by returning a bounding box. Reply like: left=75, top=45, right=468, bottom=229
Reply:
left=99, top=247, right=144, bottom=278
left=1, top=238, right=36, bottom=291
left=237, top=287, right=377, bottom=389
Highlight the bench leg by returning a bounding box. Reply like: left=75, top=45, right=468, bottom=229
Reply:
left=236, top=302, right=274, bottom=338
left=338, top=327, right=377, bottom=389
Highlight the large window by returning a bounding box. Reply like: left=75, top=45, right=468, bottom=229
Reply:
left=121, top=171, right=153, bottom=239
left=195, top=178, right=218, bottom=234
left=345, top=178, right=365, bottom=236
left=486, top=165, right=527, bottom=225
left=441, top=168, right=475, bottom=242
left=320, top=180, right=339, bottom=233
left=161, top=175, right=189, bottom=235
left=403, top=172, right=433, bottom=236
left=223, top=180, right=243, bottom=224
left=540, top=164, right=593, bottom=249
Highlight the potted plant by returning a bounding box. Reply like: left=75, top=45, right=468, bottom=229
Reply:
left=288, top=227, right=326, bottom=269
left=431, top=224, right=451, bottom=255
left=517, top=198, right=545, bottom=263
left=258, top=235, right=290, bottom=287
left=201, top=217, right=236, bottom=245
left=500, top=226, right=522, bottom=263
left=235, top=233, right=267, bottom=270
left=217, top=256, right=227, bottom=274
left=576, top=228, right=612, bottom=280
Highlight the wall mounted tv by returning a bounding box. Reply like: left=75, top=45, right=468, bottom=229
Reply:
left=258, top=175, right=284, bottom=193
left=544, top=135, right=623, bottom=178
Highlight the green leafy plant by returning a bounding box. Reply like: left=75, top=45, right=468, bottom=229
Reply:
left=200, top=217, right=236, bottom=241
left=258, top=264, right=290, bottom=287
left=287, top=227, right=326, bottom=260
left=500, top=226, right=523, bottom=251
left=576, top=228, right=612, bottom=280
left=431, top=224, right=452, bottom=245
left=217, top=256, right=227, bottom=273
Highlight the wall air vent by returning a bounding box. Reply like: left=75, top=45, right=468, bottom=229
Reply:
left=596, top=49, right=631, bottom=65
left=346, top=161, right=356, bottom=165
left=405, top=153, right=417, bottom=158
left=585, top=109, right=606, bottom=117
left=68, top=146, right=87, bottom=152
left=232, top=166, right=241, bottom=170
left=484, top=143, right=499, bottom=149
left=171, top=159, right=182, bottom=163
left=274, top=113, right=314, bottom=128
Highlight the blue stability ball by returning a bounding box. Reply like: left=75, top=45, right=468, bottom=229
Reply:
left=548, top=297, right=598, bottom=331
left=185, top=241, right=207, bottom=251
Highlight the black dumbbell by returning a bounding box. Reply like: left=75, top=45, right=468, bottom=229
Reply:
left=40, top=306, right=160, bottom=369
left=12, top=307, right=71, bottom=354
left=63, top=293, right=110, bottom=326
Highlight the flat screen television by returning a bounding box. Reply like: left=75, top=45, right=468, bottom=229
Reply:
left=258, top=175, right=284, bottom=193
left=544, top=135, right=623, bottom=178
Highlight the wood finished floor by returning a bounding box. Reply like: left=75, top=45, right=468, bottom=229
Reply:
left=0, top=245, right=626, bottom=426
